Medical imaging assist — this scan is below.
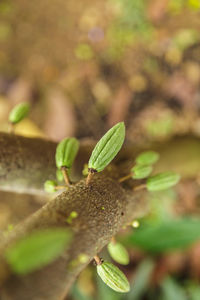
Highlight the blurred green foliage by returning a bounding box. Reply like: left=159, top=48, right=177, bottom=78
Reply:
left=6, top=228, right=72, bottom=274
left=127, top=218, right=200, bottom=253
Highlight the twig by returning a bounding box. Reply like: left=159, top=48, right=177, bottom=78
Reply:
left=61, top=167, right=70, bottom=185
left=118, top=174, right=132, bottom=183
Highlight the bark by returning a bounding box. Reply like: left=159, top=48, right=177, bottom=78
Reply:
left=0, top=176, right=147, bottom=300
left=0, top=133, right=92, bottom=195
left=0, top=132, right=200, bottom=299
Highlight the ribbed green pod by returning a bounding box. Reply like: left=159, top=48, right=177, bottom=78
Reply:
left=131, top=164, right=153, bottom=179
left=97, top=261, right=130, bottom=293
left=55, top=137, right=79, bottom=169
left=88, top=122, right=125, bottom=172
left=147, top=172, right=180, bottom=191
left=108, top=242, right=129, bottom=265
left=135, top=151, right=160, bottom=166
left=9, top=102, right=30, bottom=124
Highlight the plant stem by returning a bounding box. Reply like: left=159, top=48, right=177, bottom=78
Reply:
left=55, top=185, right=67, bottom=190
left=94, top=255, right=102, bottom=265
left=61, top=167, right=70, bottom=185
left=9, top=123, right=15, bottom=134
left=86, top=171, right=94, bottom=185
left=133, top=184, right=146, bottom=191
left=118, top=173, right=132, bottom=183
left=111, top=236, right=116, bottom=244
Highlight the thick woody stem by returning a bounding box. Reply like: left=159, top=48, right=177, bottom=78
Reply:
left=0, top=132, right=93, bottom=194
left=1, top=133, right=200, bottom=195
left=0, top=176, right=148, bottom=300
left=1, top=132, right=200, bottom=299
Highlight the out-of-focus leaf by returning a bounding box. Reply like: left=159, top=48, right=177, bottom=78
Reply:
left=173, top=29, right=199, bottom=51
left=168, top=0, right=185, bottom=14
left=75, top=43, right=93, bottom=60
left=107, top=242, right=129, bottom=265
left=148, top=189, right=176, bottom=221
left=146, top=172, right=180, bottom=192
left=127, top=218, right=200, bottom=253
left=5, top=228, right=72, bottom=274
left=135, top=151, right=160, bottom=166
left=188, top=0, right=200, bottom=9
left=126, top=259, right=155, bottom=300
left=187, top=283, right=200, bottom=300
left=97, top=274, right=122, bottom=300
left=160, top=277, right=187, bottom=300
left=145, top=116, right=174, bottom=138
left=71, top=284, right=94, bottom=300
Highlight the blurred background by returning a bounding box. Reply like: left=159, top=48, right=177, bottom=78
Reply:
left=1, top=0, right=200, bottom=299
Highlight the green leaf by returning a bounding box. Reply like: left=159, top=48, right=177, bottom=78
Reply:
left=187, top=283, right=200, bottom=300
left=9, top=102, right=30, bottom=124
left=55, top=137, right=80, bottom=169
left=147, top=172, right=180, bottom=191
left=107, top=242, right=129, bottom=265
left=135, top=151, right=160, bottom=166
left=71, top=284, right=95, bottom=300
left=97, top=275, right=122, bottom=300
left=5, top=228, right=72, bottom=274
left=131, top=164, right=153, bottom=179
left=44, top=180, right=57, bottom=193
left=97, top=261, right=130, bottom=293
left=126, top=259, right=155, bottom=300
left=128, top=218, right=200, bottom=253
left=160, top=277, right=187, bottom=300
left=56, top=169, right=64, bottom=182
left=88, top=122, right=125, bottom=172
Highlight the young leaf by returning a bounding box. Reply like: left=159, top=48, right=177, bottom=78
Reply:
left=107, top=242, right=129, bottom=265
left=97, top=261, right=130, bottom=293
left=5, top=228, right=72, bottom=274
left=9, top=102, right=30, bottom=124
left=56, top=169, right=64, bottom=182
left=128, top=218, right=200, bottom=253
left=131, top=165, right=153, bottom=179
left=44, top=180, right=57, bottom=193
left=88, top=122, right=125, bottom=172
left=147, top=172, right=180, bottom=191
left=161, top=277, right=187, bottom=300
left=126, top=259, right=155, bottom=300
left=55, top=137, right=80, bottom=169
left=135, top=151, right=160, bottom=166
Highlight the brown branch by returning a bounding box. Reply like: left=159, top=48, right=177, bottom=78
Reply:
left=0, top=132, right=93, bottom=195
left=0, top=176, right=148, bottom=300
left=1, top=132, right=200, bottom=299
left=1, top=132, right=200, bottom=195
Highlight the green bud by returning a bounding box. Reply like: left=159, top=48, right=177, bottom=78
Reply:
left=9, top=102, right=30, bottom=124
left=97, top=261, right=130, bottom=293
left=108, top=242, right=129, bottom=265
left=131, top=164, right=153, bottom=179
left=55, top=137, right=79, bottom=169
left=147, top=172, right=180, bottom=191
left=88, top=122, right=125, bottom=172
left=82, top=164, right=89, bottom=176
left=136, top=151, right=160, bottom=166
left=56, top=169, right=64, bottom=182
left=44, top=180, right=57, bottom=193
